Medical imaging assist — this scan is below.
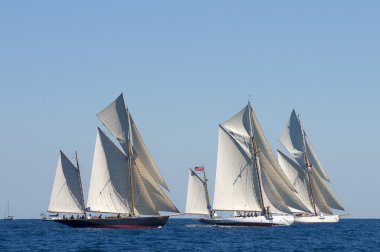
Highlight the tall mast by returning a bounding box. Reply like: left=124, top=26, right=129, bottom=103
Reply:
left=75, top=151, right=86, bottom=217
left=298, top=115, right=317, bottom=215
left=126, top=109, right=135, bottom=216
left=248, top=103, right=266, bottom=214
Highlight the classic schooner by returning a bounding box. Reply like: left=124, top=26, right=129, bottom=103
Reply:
left=49, top=94, right=179, bottom=228
left=198, top=102, right=311, bottom=226
left=277, top=109, right=345, bottom=223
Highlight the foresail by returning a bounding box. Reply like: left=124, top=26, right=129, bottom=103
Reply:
left=87, top=128, right=131, bottom=214
left=258, top=151, right=312, bottom=214
left=213, top=126, right=262, bottom=212
left=97, top=94, right=130, bottom=154
left=134, top=151, right=179, bottom=213
left=186, top=169, right=210, bottom=215
left=48, top=151, right=84, bottom=213
left=277, top=150, right=314, bottom=213
left=305, top=135, right=330, bottom=182
left=260, top=167, right=292, bottom=214
left=130, top=116, right=169, bottom=191
left=311, top=169, right=345, bottom=211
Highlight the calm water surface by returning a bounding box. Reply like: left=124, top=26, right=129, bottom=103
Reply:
left=0, top=219, right=378, bottom=251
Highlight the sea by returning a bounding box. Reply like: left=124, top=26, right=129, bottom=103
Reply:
left=0, top=218, right=379, bottom=251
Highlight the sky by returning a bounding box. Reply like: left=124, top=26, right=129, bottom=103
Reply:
left=0, top=1, right=379, bottom=219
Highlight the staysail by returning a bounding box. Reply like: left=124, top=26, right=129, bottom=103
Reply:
left=278, top=109, right=345, bottom=214
left=213, top=103, right=310, bottom=214
left=186, top=169, right=210, bottom=215
left=48, top=151, right=85, bottom=214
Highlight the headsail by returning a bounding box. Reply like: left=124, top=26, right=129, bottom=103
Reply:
left=186, top=169, right=211, bottom=215
left=48, top=151, right=85, bottom=214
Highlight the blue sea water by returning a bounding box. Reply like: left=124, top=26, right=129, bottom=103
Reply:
left=0, top=218, right=379, bottom=251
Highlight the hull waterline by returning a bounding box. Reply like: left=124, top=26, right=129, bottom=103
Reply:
left=294, top=215, right=339, bottom=224
left=54, top=216, right=169, bottom=228
left=199, top=215, right=294, bottom=227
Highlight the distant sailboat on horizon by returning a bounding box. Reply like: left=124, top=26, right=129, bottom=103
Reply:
left=3, top=202, right=15, bottom=220
left=277, top=109, right=346, bottom=223
left=48, top=94, right=179, bottom=228
left=194, top=102, right=311, bottom=226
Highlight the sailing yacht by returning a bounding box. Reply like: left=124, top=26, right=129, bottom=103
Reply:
left=3, top=202, right=15, bottom=220
left=49, top=94, right=179, bottom=228
left=198, top=102, right=311, bottom=226
left=278, top=110, right=345, bottom=223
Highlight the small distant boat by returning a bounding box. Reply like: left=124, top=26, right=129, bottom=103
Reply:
left=277, top=110, right=346, bottom=224
left=3, top=202, right=15, bottom=220
left=189, top=102, right=312, bottom=227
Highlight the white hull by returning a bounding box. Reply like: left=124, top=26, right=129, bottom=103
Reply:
left=295, top=215, right=339, bottom=224
left=200, top=215, right=294, bottom=227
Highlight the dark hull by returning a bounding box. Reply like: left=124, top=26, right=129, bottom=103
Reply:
left=54, top=216, right=169, bottom=228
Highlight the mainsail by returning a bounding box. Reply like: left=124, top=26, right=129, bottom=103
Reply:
left=186, top=169, right=210, bottom=215
left=278, top=109, right=345, bottom=214
left=87, top=94, right=179, bottom=216
left=48, top=151, right=85, bottom=214
left=213, top=103, right=311, bottom=214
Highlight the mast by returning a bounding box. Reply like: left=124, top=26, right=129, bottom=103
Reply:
left=201, top=169, right=213, bottom=217
left=75, top=151, right=86, bottom=217
left=126, top=109, right=135, bottom=216
left=298, top=115, right=317, bottom=215
left=248, top=103, right=266, bottom=214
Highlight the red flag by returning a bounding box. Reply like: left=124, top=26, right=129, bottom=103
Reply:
left=195, top=166, right=204, bottom=172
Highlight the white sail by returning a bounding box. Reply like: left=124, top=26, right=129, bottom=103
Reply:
left=213, top=126, right=262, bottom=211
left=249, top=105, right=297, bottom=192
left=279, top=109, right=305, bottom=159
left=133, top=151, right=179, bottom=213
left=48, top=151, right=84, bottom=214
left=304, top=134, right=330, bottom=182
left=87, top=128, right=132, bottom=214
left=258, top=150, right=311, bottom=213
left=130, top=116, right=169, bottom=191
left=97, top=94, right=130, bottom=154
left=278, top=109, right=345, bottom=214
left=311, top=169, right=345, bottom=211
left=277, top=150, right=314, bottom=213
left=186, top=169, right=210, bottom=215
left=213, top=103, right=306, bottom=214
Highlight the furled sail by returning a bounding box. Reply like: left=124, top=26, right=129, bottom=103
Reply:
left=186, top=169, right=210, bottom=215
left=87, top=128, right=132, bottom=214
left=48, top=151, right=84, bottom=214
left=213, top=103, right=310, bottom=214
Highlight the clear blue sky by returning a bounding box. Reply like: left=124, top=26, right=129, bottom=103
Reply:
left=0, top=1, right=379, bottom=218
